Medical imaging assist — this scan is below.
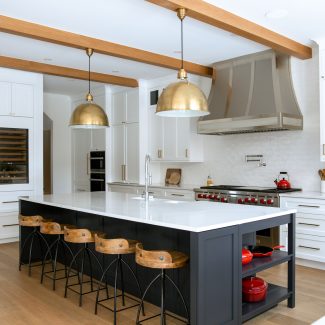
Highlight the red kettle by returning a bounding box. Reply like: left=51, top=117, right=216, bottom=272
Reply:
left=274, top=172, right=291, bottom=189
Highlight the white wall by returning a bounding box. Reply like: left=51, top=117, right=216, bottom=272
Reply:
left=158, top=47, right=325, bottom=191
left=44, top=93, right=72, bottom=194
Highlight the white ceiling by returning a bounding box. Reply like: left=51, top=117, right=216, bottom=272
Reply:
left=1, top=0, right=324, bottom=95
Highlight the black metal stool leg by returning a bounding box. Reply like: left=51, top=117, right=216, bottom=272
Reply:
left=19, top=228, right=35, bottom=271
left=64, top=247, right=83, bottom=298
left=28, top=231, right=36, bottom=277
left=79, top=245, right=86, bottom=307
left=36, top=231, right=53, bottom=270
left=161, top=270, right=166, bottom=325
left=113, top=259, right=119, bottom=325
left=121, top=258, right=145, bottom=316
left=41, top=236, right=59, bottom=284
left=85, top=246, right=94, bottom=291
left=165, top=274, right=190, bottom=325
left=136, top=273, right=162, bottom=325
left=52, top=238, right=60, bottom=290
left=118, top=255, right=126, bottom=307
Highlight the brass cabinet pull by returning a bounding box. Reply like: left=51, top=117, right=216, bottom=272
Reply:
left=323, top=144, right=325, bottom=155
left=298, top=245, right=320, bottom=251
left=185, top=149, right=189, bottom=158
left=87, top=153, right=90, bottom=175
left=171, top=193, right=185, bottom=197
left=298, top=205, right=320, bottom=208
left=157, top=149, right=163, bottom=159
left=298, top=222, right=320, bottom=227
left=2, top=201, right=18, bottom=204
left=3, top=224, right=19, bottom=227
left=121, top=165, right=125, bottom=181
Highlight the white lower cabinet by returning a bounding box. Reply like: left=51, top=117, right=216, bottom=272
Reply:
left=0, top=191, right=32, bottom=243
left=280, top=196, right=325, bottom=265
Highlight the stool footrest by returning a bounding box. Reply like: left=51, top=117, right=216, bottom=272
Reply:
left=97, top=294, right=141, bottom=313
left=20, top=260, right=52, bottom=268
left=66, top=280, right=104, bottom=296
left=137, top=311, right=188, bottom=324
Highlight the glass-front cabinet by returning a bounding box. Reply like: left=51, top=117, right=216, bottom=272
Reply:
left=0, top=127, right=29, bottom=184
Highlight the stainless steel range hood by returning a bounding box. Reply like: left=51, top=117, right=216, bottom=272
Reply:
left=198, top=50, right=303, bottom=135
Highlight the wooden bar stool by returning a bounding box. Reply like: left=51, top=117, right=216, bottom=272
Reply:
left=64, top=227, right=103, bottom=307
left=19, top=214, right=52, bottom=276
left=40, top=221, right=77, bottom=290
left=94, top=234, right=144, bottom=325
left=135, top=243, right=190, bottom=325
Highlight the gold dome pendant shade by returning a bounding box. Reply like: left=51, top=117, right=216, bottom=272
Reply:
left=69, top=49, right=109, bottom=129
left=156, top=9, right=209, bottom=118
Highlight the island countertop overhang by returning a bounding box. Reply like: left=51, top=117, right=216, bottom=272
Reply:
left=19, top=192, right=296, bottom=233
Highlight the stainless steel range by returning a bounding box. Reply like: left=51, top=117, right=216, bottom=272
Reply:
left=194, top=185, right=301, bottom=246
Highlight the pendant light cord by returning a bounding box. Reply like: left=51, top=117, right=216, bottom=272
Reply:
left=181, top=17, right=184, bottom=70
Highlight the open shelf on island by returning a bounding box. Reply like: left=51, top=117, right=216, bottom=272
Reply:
left=242, top=251, right=293, bottom=278
left=242, top=283, right=291, bottom=322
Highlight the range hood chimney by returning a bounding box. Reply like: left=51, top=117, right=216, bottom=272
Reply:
left=198, top=50, right=303, bottom=135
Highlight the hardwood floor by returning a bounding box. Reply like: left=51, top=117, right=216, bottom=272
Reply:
left=0, top=242, right=324, bottom=324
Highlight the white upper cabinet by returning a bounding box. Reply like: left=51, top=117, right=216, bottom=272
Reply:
left=0, top=82, right=33, bottom=118
left=0, top=82, right=11, bottom=116
left=111, top=90, right=139, bottom=125
left=125, top=123, right=139, bottom=183
left=320, top=47, right=325, bottom=161
left=12, top=84, right=34, bottom=117
left=148, top=87, right=204, bottom=162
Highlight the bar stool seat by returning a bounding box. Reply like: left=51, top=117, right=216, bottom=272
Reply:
left=19, top=215, right=52, bottom=276
left=135, top=243, right=190, bottom=325
left=40, top=222, right=76, bottom=290
left=64, top=227, right=104, bottom=307
left=94, top=235, right=144, bottom=325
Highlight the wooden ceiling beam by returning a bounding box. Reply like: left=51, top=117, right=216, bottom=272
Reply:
left=147, top=0, right=312, bottom=60
left=0, top=15, right=213, bottom=77
left=0, top=55, right=139, bottom=87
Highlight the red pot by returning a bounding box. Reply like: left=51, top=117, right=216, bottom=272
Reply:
left=242, top=277, right=268, bottom=303
left=242, top=248, right=253, bottom=265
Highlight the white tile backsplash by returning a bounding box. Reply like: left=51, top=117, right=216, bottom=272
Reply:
left=159, top=47, right=324, bottom=191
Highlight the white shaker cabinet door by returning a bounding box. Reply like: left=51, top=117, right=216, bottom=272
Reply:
left=125, top=123, right=139, bottom=183
left=111, top=124, right=126, bottom=182
left=148, top=105, right=163, bottom=160
left=111, top=92, right=126, bottom=125
left=162, top=117, right=177, bottom=161
left=12, top=83, right=34, bottom=117
left=126, top=90, right=139, bottom=123
left=176, top=118, right=190, bottom=160
left=0, top=82, right=11, bottom=116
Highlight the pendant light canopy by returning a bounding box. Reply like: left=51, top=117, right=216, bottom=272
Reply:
left=156, top=8, right=209, bottom=117
left=69, top=48, right=109, bottom=129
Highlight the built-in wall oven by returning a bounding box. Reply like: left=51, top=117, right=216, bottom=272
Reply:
left=89, top=151, right=105, bottom=192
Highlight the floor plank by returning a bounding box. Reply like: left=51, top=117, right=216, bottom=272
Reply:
left=1, top=243, right=324, bottom=324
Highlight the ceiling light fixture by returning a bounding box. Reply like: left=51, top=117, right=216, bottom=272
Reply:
left=156, top=8, right=209, bottom=117
left=69, top=48, right=109, bottom=129
left=265, top=9, right=288, bottom=19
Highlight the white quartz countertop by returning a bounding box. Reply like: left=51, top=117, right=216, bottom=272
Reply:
left=280, top=191, right=325, bottom=200
left=20, top=192, right=296, bottom=233
left=108, top=182, right=199, bottom=191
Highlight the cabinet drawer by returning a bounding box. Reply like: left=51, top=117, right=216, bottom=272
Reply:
left=296, top=213, right=325, bottom=236
left=164, top=190, right=194, bottom=201
left=296, top=237, right=325, bottom=263
left=0, top=191, right=33, bottom=212
left=0, top=223, right=19, bottom=239
left=281, top=198, right=325, bottom=215
left=0, top=213, right=19, bottom=227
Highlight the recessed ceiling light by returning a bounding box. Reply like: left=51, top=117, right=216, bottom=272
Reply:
left=265, top=9, right=288, bottom=19
left=43, top=58, right=53, bottom=62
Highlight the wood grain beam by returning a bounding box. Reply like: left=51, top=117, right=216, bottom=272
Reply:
left=147, top=0, right=312, bottom=60
left=0, top=15, right=213, bottom=77
left=0, top=55, right=139, bottom=87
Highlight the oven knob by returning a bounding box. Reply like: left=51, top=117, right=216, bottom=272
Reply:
left=238, top=198, right=244, bottom=204
left=209, top=194, right=215, bottom=200
left=203, top=194, right=209, bottom=199
left=244, top=197, right=251, bottom=203
left=251, top=197, right=257, bottom=204
left=198, top=194, right=203, bottom=199
left=215, top=196, right=221, bottom=201
left=221, top=197, right=228, bottom=203
left=260, top=198, right=266, bottom=205
left=267, top=199, right=274, bottom=205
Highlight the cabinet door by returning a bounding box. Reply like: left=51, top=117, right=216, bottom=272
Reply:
left=111, top=124, right=125, bottom=182
left=148, top=105, right=163, bottom=160
left=12, top=83, right=34, bottom=117
left=0, top=82, right=11, bottom=116
left=126, top=90, right=139, bottom=123
left=125, top=123, right=139, bottom=183
left=111, top=92, right=126, bottom=125
left=176, top=118, right=190, bottom=160
left=163, top=117, right=177, bottom=160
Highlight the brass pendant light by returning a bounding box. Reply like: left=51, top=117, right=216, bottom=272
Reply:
left=69, top=48, right=109, bottom=128
left=156, top=8, right=209, bottom=117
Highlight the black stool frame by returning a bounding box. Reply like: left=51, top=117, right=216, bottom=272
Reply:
left=64, top=242, right=104, bottom=307
left=95, top=254, right=145, bottom=325
left=136, top=269, right=190, bottom=325
left=19, top=226, right=52, bottom=276
left=40, top=233, right=78, bottom=290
